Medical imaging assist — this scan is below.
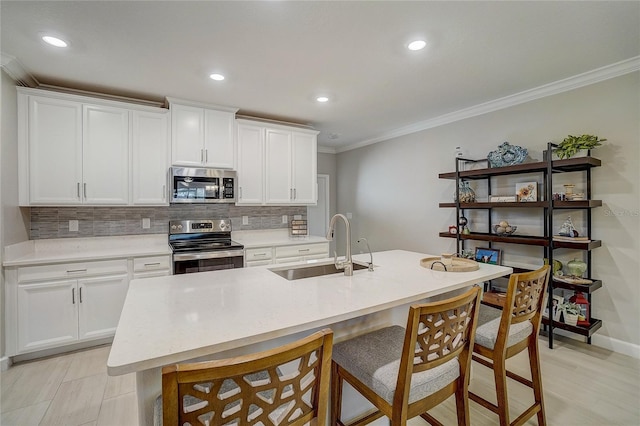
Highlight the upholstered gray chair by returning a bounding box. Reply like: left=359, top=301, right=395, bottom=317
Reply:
left=469, top=265, right=550, bottom=426
left=155, top=328, right=333, bottom=426
left=331, top=286, right=482, bottom=426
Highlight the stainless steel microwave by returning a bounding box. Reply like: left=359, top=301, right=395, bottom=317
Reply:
left=169, top=167, right=237, bottom=203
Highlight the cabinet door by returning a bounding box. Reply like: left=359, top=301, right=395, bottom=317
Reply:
left=78, top=274, right=129, bottom=340
left=17, top=280, right=78, bottom=353
left=204, top=109, right=235, bottom=169
left=83, top=105, right=130, bottom=204
left=132, top=110, right=170, bottom=205
left=236, top=123, right=265, bottom=204
left=28, top=96, right=83, bottom=204
left=265, top=128, right=292, bottom=204
left=291, top=131, right=317, bottom=204
left=171, top=104, right=204, bottom=166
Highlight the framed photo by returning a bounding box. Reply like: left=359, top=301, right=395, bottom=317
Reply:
left=549, top=295, right=564, bottom=321
left=516, top=182, right=537, bottom=202
left=474, top=247, right=502, bottom=265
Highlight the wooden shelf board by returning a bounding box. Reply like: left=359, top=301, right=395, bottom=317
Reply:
left=552, top=239, right=602, bottom=250
left=553, top=200, right=602, bottom=208
left=440, top=202, right=548, bottom=209
left=439, top=231, right=549, bottom=246
left=542, top=317, right=602, bottom=337
left=439, top=156, right=601, bottom=180
left=552, top=278, right=603, bottom=293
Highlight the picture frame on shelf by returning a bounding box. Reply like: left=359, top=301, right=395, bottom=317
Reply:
left=516, top=182, right=537, bottom=202
left=474, top=247, right=501, bottom=265
left=545, top=295, right=564, bottom=321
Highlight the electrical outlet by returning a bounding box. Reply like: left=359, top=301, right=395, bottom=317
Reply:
left=142, top=218, right=151, bottom=229
left=282, top=215, right=288, bottom=224
left=346, top=212, right=353, bottom=219
left=242, top=216, right=249, bottom=225
left=69, top=220, right=79, bottom=232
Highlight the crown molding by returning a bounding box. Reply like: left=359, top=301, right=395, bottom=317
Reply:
left=336, top=56, right=640, bottom=153
left=0, top=53, right=38, bottom=87
left=317, top=145, right=337, bottom=154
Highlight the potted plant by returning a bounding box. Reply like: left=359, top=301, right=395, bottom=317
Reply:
left=561, top=302, right=581, bottom=326
left=552, top=134, right=607, bottom=160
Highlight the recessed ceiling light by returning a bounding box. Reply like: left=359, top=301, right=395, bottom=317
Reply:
left=42, top=35, right=68, bottom=48
left=209, top=73, right=225, bottom=81
left=316, top=96, right=329, bottom=103
left=407, top=40, right=426, bottom=51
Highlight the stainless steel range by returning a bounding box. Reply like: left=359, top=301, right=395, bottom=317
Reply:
left=169, top=219, right=244, bottom=274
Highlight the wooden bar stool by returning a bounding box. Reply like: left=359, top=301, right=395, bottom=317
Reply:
left=155, top=328, right=333, bottom=426
left=331, top=286, right=482, bottom=426
left=469, top=265, right=550, bottom=426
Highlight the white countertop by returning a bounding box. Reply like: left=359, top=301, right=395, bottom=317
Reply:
left=107, top=249, right=512, bottom=376
left=232, top=229, right=328, bottom=248
left=2, top=234, right=171, bottom=267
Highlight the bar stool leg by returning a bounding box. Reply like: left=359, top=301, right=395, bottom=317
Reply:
left=494, top=355, right=510, bottom=426
left=528, top=341, right=547, bottom=426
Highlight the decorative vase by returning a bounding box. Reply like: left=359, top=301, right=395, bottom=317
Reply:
left=567, top=259, right=587, bottom=277
left=454, top=181, right=476, bottom=203
left=564, top=313, right=579, bottom=327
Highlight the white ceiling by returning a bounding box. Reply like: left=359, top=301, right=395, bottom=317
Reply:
left=2, top=1, right=639, bottom=152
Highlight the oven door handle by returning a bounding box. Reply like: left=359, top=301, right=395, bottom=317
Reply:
left=173, top=250, right=244, bottom=261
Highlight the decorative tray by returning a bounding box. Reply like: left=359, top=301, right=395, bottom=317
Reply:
left=419, top=257, right=479, bottom=272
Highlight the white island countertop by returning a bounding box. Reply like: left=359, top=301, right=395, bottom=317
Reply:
left=107, top=249, right=512, bottom=376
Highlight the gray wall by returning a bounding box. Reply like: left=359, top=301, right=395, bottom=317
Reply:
left=336, top=72, right=640, bottom=354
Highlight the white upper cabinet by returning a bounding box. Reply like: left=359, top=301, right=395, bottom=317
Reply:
left=236, top=119, right=318, bottom=206
left=83, top=105, right=130, bottom=204
left=18, top=87, right=170, bottom=206
left=132, top=110, right=170, bottom=205
left=236, top=121, right=265, bottom=205
left=26, top=95, right=83, bottom=205
left=169, top=99, right=238, bottom=169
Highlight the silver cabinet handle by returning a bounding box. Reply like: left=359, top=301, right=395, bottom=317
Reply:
left=201, top=149, right=204, bottom=163
left=83, top=183, right=87, bottom=199
left=205, top=149, right=208, bottom=163
left=72, top=288, right=75, bottom=304
left=298, top=248, right=310, bottom=253
left=254, top=253, right=267, bottom=257
left=79, top=287, right=83, bottom=303
left=77, top=182, right=81, bottom=199
left=67, top=269, right=87, bottom=274
left=293, top=188, right=297, bottom=199
left=144, top=262, right=161, bottom=268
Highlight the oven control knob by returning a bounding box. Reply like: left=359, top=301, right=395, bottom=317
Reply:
left=177, top=225, right=183, bottom=230
left=171, top=225, right=176, bottom=230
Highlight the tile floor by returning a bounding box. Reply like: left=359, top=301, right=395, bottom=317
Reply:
left=1, top=336, right=639, bottom=425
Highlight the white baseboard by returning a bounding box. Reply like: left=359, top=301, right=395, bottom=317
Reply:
left=591, top=334, right=640, bottom=359
left=1, top=355, right=11, bottom=371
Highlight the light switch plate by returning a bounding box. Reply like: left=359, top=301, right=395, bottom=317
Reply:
left=242, top=216, right=249, bottom=225
left=282, top=215, right=288, bottom=224
left=69, top=220, right=79, bottom=232
left=142, top=218, right=151, bottom=229
left=346, top=212, right=353, bottom=219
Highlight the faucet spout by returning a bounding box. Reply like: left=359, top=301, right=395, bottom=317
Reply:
left=326, top=214, right=353, bottom=276
left=357, top=238, right=374, bottom=271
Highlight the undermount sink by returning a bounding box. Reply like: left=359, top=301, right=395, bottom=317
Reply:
left=270, top=262, right=370, bottom=281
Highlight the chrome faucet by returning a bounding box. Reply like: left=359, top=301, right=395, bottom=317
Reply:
left=326, top=214, right=353, bottom=276
left=357, top=238, right=374, bottom=271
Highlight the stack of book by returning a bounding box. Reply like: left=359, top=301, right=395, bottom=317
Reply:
left=552, top=235, right=590, bottom=242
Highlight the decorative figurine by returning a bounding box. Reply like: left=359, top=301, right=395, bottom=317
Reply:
left=558, top=216, right=579, bottom=237
left=487, top=142, right=528, bottom=168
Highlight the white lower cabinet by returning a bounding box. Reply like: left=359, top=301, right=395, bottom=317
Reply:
left=13, top=259, right=129, bottom=354
left=132, top=255, right=172, bottom=277
left=245, top=242, right=329, bottom=267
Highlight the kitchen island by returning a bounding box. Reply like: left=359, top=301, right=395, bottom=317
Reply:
left=107, top=249, right=512, bottom=425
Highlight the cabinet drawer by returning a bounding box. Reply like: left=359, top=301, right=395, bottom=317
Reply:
left=246, top=259, right=273, bottom=268
left=18, top=259, right=128, bottom=283
left=133, top=255, right=171, bottom=273
left=275, top=243, right=329, bottom=259
left=245, top=248, right=273, bottom=262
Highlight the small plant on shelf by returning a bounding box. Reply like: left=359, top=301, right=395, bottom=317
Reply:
left=553, top=134, right=606, bottom=159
